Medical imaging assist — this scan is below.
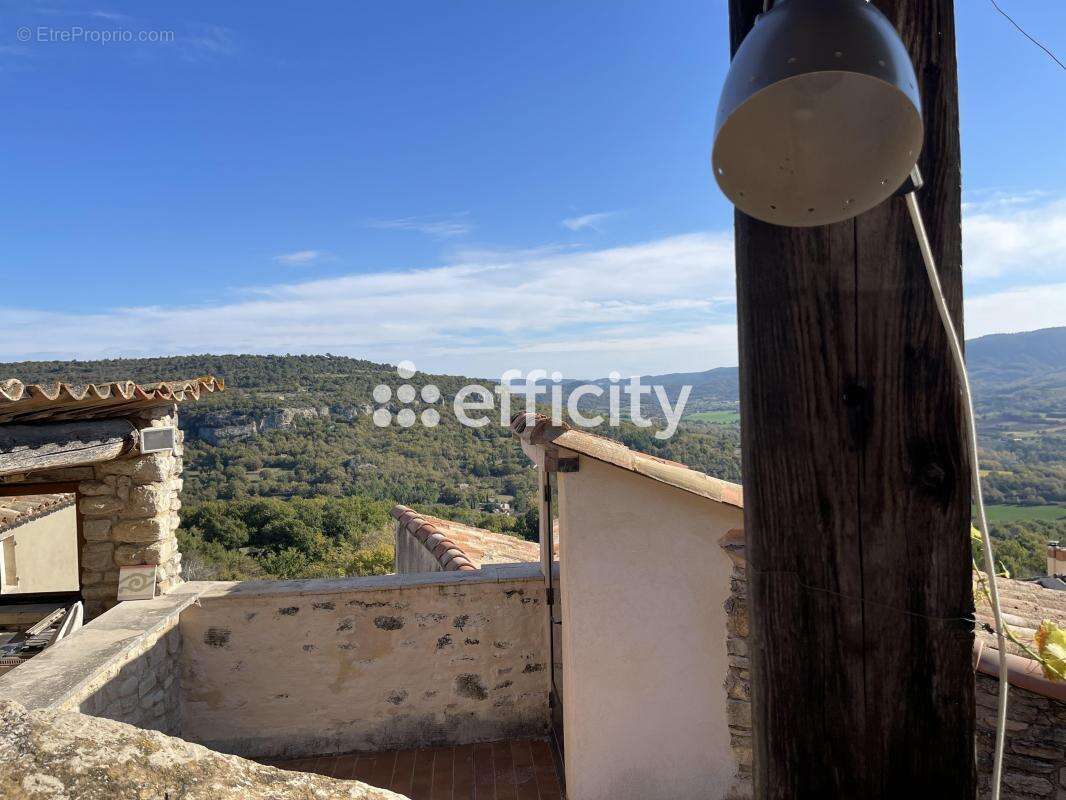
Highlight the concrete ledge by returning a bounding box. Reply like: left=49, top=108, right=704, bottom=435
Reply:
left=192, top=562, right=543, bottom=602
left=0, top=582, right=206, bottom=710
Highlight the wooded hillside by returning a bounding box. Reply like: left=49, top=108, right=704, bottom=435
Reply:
left=2, top=330, right=1061, bottom=580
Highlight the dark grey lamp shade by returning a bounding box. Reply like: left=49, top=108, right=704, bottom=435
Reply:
left=712, top=0, right=923, bottom=227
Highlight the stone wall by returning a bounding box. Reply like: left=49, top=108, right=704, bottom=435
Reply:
left=976, top=673, right=1066, bottom=799
left=720, top=538, right=753, bottom=800
left=2, top=569, right=549, bottom=761
left=179, top=565, right=550, bottom=759
left=0, top=404, right=185, bottom=616
left=76, top=619, right=182, bottom=735
left=0, top=584, right=203, bottom=736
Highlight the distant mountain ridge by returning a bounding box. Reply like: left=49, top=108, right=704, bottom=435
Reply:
left=968, top=326, right=1066, bottom=371
left=0, top=326, right=1062, bottom=417
left=628, top=326, right=1066, bottom=414
left=2, top=330, right=1058, bottom=583
left=967, top=327, right=1066, bottom=411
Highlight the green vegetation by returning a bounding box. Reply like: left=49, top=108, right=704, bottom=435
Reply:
left=178, top=495, right=396, bottom=581
left=983, top=504, right=1066, bottom=525
left=978, top=519, right=1062, bottom=580
left=3, top=330, right=1063, bottom=582
left=0, top=354, right=742, bottom=581
left=686, top=410, right=741, bottom=424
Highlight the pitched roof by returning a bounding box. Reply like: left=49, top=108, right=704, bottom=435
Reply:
left=511, top=412, right=743, bottom=509
left=0, top=377, right=224, bottom=425
left=973, top=574, right=1066, bottom=702
left=0, top=494, right=75, bottom=538
left=974, top=575, right=1066, bottom=660
left=392, top=505, right=540, bottom=571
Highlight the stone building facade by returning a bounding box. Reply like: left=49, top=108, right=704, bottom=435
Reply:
left=2, top=405, right=185, bottom=617
left=0, top=377, right=221, bottom=617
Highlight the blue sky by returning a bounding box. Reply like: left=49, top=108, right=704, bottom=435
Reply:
left=1, top=0, right=1064, bottom=378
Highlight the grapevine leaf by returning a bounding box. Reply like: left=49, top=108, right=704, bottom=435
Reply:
left=1034, top=620, right=1066, bottom=682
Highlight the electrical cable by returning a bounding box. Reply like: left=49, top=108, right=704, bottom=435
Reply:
left=988, top=0, right=1066, bottom=72
left=904, top=190, right=1009, bottom=800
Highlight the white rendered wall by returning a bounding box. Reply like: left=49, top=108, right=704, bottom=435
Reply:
left=3, top=504, right=79, bottom=594
left=557, top=453, right=744, bottom=800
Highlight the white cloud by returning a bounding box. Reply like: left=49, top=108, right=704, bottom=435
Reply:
left=562, top=212, right=615, bottom=232
left=962, top=196, right=1066, bottom=281
left=0, top=232, right=736, bottom=377
left=3, top=195, right=1065, bottom=377
left=274, top=249, right=326, bottom=266
left=965, top=283, right=1066, bottom=339
left=367, top=214, right=473, bottom=239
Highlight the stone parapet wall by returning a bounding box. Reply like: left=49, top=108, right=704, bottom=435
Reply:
left=180, top=565, right=550, bottom=759
left=2, top=569, right=550, bottom=761
left=1, top=404, right=185, bottom=615
left=976, top=673, right=1066, bottom=799
left=76, top=619, right=182, bottom=735
left=394, top=520, right=445, bottom=574
left=0, top=584, right=204, bottom=736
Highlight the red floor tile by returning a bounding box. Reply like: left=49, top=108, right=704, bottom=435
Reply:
left=262, top=738, right=560, bottom=800
left=352, top=754, right=378, bottom=784
left=492, top=740, right=517, bottom=800
left=391, top=749, right=417, bottom=795
left=372, top=749, right=398, bottom=789
left=333, top=753, right=359, bottom=781
left=411, top=746, right=435, bottom=798
left=530, top=739, right=563, bottom=800
left=452, top=745, right=476, bottom=800
left=430, top=747, right=454, bottom=800
left=511, top=740, right=538, bottom=800
left=473, top=743, right=495, bottom=799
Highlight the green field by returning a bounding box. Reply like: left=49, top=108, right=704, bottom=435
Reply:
left=982, top=504, right=1066, bottom=524
left=687, top=410, right=741, bottom=424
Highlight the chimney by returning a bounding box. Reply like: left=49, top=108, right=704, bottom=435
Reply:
left=1049, top=541, right=1065, bottom=579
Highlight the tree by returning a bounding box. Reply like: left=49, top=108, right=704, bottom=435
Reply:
left=185, top=502, right=249, bottom=550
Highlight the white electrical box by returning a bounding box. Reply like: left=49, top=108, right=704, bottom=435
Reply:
left=139, top=426, right=177, bottom=455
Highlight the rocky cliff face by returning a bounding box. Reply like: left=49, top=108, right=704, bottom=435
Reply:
left=192, top=405, right=348, bottom=445
left=0, top=699, right=407, bottom=800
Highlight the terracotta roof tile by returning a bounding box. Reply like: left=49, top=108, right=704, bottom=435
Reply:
left=392, top=505, right=540, bottom=571
left=974, top=575, right=1066, bottom=659
left=511, top=412, right=743, bottom=509
left=0, top=376, right=223, bottom=425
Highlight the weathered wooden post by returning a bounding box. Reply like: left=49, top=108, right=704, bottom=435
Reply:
left=727, top=0, right=975, bottom=795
